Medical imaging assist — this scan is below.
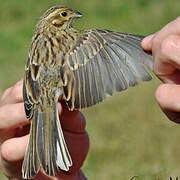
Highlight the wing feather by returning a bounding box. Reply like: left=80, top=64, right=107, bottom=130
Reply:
left=87, top=59, right=99, bottom=105
left=98, top=50, right=115, bottom=95
left=83, top=63, right=93, bottom=107
left=103, top=45, right=130, bottom=91
left=78, top=65, right=86, bottom=108
left=72, top=70, right=81, bottom=108
left=64, top=29, right=153, bottom=109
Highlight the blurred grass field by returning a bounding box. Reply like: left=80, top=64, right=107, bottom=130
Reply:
left=0, top=0, right=180, bottom=179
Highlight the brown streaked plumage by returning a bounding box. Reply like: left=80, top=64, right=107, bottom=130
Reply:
left=22, top=5, right=153, bottom=179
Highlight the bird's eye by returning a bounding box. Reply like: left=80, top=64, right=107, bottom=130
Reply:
left=61, top=12, right=67, bottom=17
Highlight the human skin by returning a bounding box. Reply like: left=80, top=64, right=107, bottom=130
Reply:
left=0, top=80, right=89, bottom=180
left=142, top=16, right=180, bottom=123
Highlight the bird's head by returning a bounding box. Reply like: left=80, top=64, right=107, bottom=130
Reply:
left=37, top=6, right=82, bottom=31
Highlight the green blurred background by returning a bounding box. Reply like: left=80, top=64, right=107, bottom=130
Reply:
left=0, top=0, right=180, bottom=179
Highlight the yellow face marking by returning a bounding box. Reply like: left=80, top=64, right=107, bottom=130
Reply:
left=44, top=8, right=74, bottom=28
left=46, top=8, right=73, bottom=21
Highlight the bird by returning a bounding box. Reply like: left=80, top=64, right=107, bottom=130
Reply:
left=22, top=5, right=153, bottom=179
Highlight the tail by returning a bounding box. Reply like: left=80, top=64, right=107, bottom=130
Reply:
left=22, top=103, right=72, bottom=179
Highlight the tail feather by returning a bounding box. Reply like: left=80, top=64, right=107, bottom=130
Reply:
left=36, top=108, right=57, bottom=176
left=22, top=103, right=72, bottom=179
left=56, top=117, right=72, bottom=170
left=22, top=109, right=40, bottom=179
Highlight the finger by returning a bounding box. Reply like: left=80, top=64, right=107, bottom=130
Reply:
left=59, top=101, right=86, bottom=133
left=155, top=84, right=180, bottom=122
left=151, top=17, right=180, bottom=76
left=0, top=135, right=29, bottom=179
left=1, top=80, right=23, bottom=105
left=153, top=34, right=180, bottom=77
left=0, top=103, right=28, bottom=130
left=153, top=17, right=180, bottom=47
left=161, top=35, right=180, bottom=62
left=1, top=160, right=23, bottom=179
left=141, top=34, right=154, bottom=51
left=0, top=135, right=28, bottom=162
left=156, top=84, right=180, bottom=111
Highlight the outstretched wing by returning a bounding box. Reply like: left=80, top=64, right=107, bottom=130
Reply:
left=63, top=29, right=153, bottom=110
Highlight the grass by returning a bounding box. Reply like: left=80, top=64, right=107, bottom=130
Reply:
left=0, top=0, right=180, bottom=179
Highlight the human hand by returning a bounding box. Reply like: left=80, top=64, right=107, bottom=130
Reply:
left=0, top=80, right=89, bottom=180
left=142, top=16, right=180, bottom=123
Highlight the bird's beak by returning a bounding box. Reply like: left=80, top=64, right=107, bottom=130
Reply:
left=72, top=11, right=83, bottom=18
